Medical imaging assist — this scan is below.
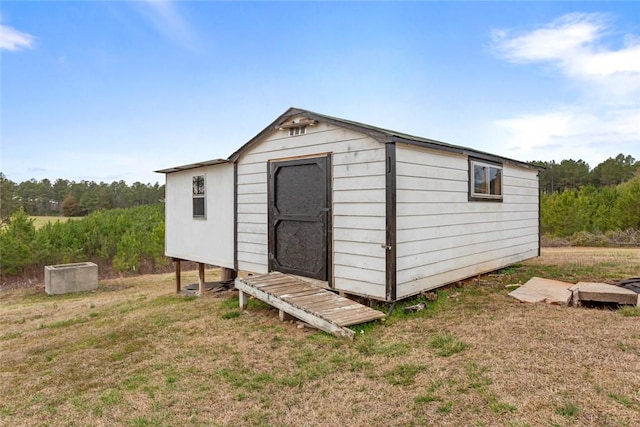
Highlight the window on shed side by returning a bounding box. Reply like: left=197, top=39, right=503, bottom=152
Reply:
left=192, top=175, right=206, bottom=218
left=469, top=159, right=503, bottom=201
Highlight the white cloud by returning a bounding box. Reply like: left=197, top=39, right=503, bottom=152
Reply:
left=136, top=1, right=200, bottom=52
left=492, top=14, right=606, bottom=63
left=495, top=111, right=573, bottom=152
left=491, top=13, right=640, bottom=166
left=0, top=23, right=35, bottom=51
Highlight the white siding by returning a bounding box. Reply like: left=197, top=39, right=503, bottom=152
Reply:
left=395, top=143, right=539, bottom=299
left=236, top=121, right=387, bottom=299
left=164, top=163, right=234, bottom=268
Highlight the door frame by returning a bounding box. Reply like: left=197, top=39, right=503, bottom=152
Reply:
left=267, top=154, right=332, bottom=285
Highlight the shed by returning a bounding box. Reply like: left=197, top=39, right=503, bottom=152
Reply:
left=156, top=107, right=540, bottom=302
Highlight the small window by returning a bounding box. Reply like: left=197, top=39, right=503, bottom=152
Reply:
left=288, top=125, right=307, bottom=136
left=469, top=159, right=503, bottom=201
left=192, top=175, right=206, bottom=218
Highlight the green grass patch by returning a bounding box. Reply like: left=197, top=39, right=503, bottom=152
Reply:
left=355, top=336, right=412, bottom=357
left=436, top=402, right=453, bottom=414
left=0, top=332, right=21, bottom=341
left=414, top=380, right=445, bottom=405
left=555, top=401, right=580, bottom=418
left=100, top=389, right=124, bottom=406
left=123, top=374, right=149, bottom=391
left=39, top=316, right=88, bottom=329
left=383, top=363, right=426, bottom=386
left=30, top=215, right=81, bottom=229
left=609, top=392, right=636, bottom=408
left=619, top=306, right=640, bottom=317
left=222, top=311, right=241, bottom=319
left=429, top=332, right=468, bottom=357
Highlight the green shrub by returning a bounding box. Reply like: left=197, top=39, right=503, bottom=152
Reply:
left=0, top=208, right=36, bottom=274
left=1, top=204, right=166, bottom=277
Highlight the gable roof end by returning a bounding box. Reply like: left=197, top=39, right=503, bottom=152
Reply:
left=227, top=107, right=540, bottom=170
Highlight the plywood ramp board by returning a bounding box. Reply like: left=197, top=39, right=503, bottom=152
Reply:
left=235, top=272, right=385, bottom=339
left=508, top=277, right=573, bottom=305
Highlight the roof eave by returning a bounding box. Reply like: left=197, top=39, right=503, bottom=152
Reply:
left=155, top=158, right=229, bottom=174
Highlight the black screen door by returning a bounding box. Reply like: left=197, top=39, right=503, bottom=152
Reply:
left=268, top=155, right=331, bottom=281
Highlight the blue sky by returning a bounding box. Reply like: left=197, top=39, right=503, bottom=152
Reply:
left=2, top=1, right=639, bottom=184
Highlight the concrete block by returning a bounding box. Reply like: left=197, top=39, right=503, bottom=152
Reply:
left=569, top=282, right=638, bottom=306
left=44, top=262, right=98, bottom=295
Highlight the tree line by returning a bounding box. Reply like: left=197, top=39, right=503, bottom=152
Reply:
left=541, top=176, right=640, bottom=238
left=532, top=153, right=638, bottom=194
left=0, top=173, right=164, bottom=223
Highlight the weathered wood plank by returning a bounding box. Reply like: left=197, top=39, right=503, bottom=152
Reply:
left=249, top=276, right=291, bottom=287
left=257, top=282, right=307, bottom=292
left=267, top=284, right=318, bottom=296
left=325, top=311, right=385, bottom=325
left=278, top=288, right=327, bottom=299
left=235, top=273, right=386, bottom=339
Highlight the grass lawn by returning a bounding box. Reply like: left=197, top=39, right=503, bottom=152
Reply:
left=1, top=248, right=639, bottom=426
left=30, top=216, right=82, bottom=229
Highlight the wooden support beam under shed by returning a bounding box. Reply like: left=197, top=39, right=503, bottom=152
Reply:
left=174, top=259, right=181, bottom=294
left=198, top=263, right=205, bottom=294
left=220, top=267, right=237, bottom=282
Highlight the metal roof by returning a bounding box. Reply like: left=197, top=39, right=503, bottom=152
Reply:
left=157, top=107, right=542, bottom=172
left=155, top=158, right=228, bottom=174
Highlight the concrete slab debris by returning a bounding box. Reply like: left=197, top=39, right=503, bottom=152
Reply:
left=45, top=262, right=98, bottom=295
left=569, top=282, right=639, bottom=306
left=508, top=277, right=573, bottom=305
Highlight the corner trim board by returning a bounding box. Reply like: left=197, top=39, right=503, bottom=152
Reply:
left=385, top=142, right=397, bottom=302
left=233, top=161, right=238, bottom=271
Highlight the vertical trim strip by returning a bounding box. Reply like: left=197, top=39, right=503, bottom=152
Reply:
left=385, top=143, right=397, bottom=302
left=537, top=170, right=542, bottom=257
left=233, top=161, right=238, bottom=271
left=267, top=161, right=275, bottom=273
left=325, top=154, right=333, bottom=288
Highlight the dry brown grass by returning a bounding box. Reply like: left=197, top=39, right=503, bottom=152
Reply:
left=1, top=248, right=639, bottom=426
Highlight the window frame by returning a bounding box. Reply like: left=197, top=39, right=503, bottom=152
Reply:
left=192, top=174, right=206, bottom=218
left=468, top=158, right=503, bottom=202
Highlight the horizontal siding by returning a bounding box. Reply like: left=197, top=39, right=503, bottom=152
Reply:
left=333, top=148, right=384, bottom=166
left=395, top=143, right=539, bottom=297
left=333, top=161, right=385, bottom=178
left=397, top=220, right=538, bottom=252
left=397, top=234, right=538, bottom=274
left=333, top=227, right=386, bottom=244
left=333, top=202, right=386, bottom=217
left=236, top=121, right=387, bottom=296
left=397, top=246, right=539, bottom=299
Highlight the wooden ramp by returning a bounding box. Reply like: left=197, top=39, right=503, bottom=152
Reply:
left=234, top=272, right=385, bottom=340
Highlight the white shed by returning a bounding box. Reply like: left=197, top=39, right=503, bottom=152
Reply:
left=157, top=107, right=540, bottom=302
